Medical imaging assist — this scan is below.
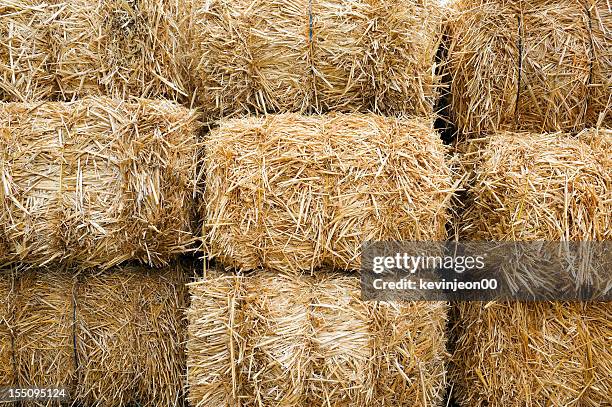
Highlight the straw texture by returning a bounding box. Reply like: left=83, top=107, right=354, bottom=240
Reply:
left=0, top=269, right=14, bottom=387
left=204, top=113, right=454, bottom=273
left=447, top=0, right=610, bottom=134
left=187, top=0, right=442, bottom=120
left=187, top=271, right=448, bottom=407
left=75, top=265, right=187, bottom=407
left=451, top=128, right=612, bottom=407
left=0, top=0, right=189, bottom=102
left=587, top=0, right=611, bottom=127
left=13, top=270, right=76, bottom=407
left=0, top=97, right=200, bottom=269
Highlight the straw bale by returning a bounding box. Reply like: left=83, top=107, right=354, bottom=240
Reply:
left=0, top=0, right=56, bottom=102
left=75, top=265, right=187, bottom=407
left=187, top=271, right=448, bottom=407
left=187, top=0, right=442, bottom=120
left=204, top=113, right=453, bottom=273
left=451, top=128, right=612, bottom=407
left=451, top=302, right=612, bottom=407
left=0, top=0, right=189, bottom=102
left=0, top=97, right=200, bottom=269
left=0, top=269, right=14, bottom=387
left=13, top=269, right=76, bottom=407
left=447, top=0, right=606, bottom=134
left=587, top=0, right=611, bottom=127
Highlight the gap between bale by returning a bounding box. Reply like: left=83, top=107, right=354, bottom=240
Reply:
left=187, top=271, right=449, bottom=407
left=186, top=0, right=443, bottom=120
left=0, top=97, right=201, bottom=269
left=204, top=113, right=455, bottom=273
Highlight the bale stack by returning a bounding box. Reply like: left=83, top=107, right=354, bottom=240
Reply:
left=0, top=0, right=190, bottom=102
left=204, top=113, right=454, bottom=272
left=187, top=272, right=448, bottom=407
left=0, top=265, right=187, bottom=406
left=0, top=97, right=200, bottom=269
left=447, top=0, right=611, bottom=134
left=451, top=129, right=612, bottom=407
left=186, top=0, right=443, bottom=120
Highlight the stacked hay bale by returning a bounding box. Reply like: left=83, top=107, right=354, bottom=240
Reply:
left=452, top=129, right=611, bottom=407
left=0, top=0, right=190, bottom=102
left=186, top=0, right=443, bottom=120
left=75, top=265, right=187, bottom=407
left=13, top=270, right=77, bottom=405
left=0, top=264, right=187, bottom=406
left=187, top=272, right=449, bottom=407
left=0, top=97, right=200, bottom=269
left=204, top=113, right=454, bottom=272
left=447, top=0, right=611, bottom=134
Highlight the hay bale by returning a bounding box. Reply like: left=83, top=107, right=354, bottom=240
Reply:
left=204, top=113, right=453, bottom=273
left=587, top=0, right=611, bottom=127
left=451, top=128, right=612, bottom=407
left=452, top=302, right=611, bottom=407
left=75, top=265, right=187, bottom=407
left=0, top=97, right=200, bottom=269
left=187, top=271, right=448, bottom=407
left=447, top=0, right=606, bottom=134
left=0, top=0, right=56, bottom=102
left=187, top=0, right=442, bottom=120
left=13, top=269, right=77, bottom=406
left=0, top=269, right=14, bottom=386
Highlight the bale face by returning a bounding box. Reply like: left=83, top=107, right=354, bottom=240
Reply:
left=187, top=0, right=442, bottom=119
left=452, top=302, right=612, bottom=407
left=587, top=0, right=611, bottom=127
left=75, top=265, right=187, bottom=407
left=0, top=97, right=200, bottom=269
left=448, top=0, right=609, bottom=134
left=452, top=129, right=612, bottom=407
left=204, top=113, right=453, bottom=273
left=13, top=270, right=77, bottom=407
left=0, top=0, right=189, bottom=102
left=187, top=272, right=448, bottom=407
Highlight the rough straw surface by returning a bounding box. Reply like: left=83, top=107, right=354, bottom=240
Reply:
left=447, top=0, right=611, bottom=134
left=76, top=265, right=187, bottom=407
left=186, top=0, right=442, bottom=120
left=0, top=269, right=14, bottom=386
left=204, top=113, right=454, bottom=273
left=452, top=128, right=612, bottom=407
left=187, top=272, right=448, bottom=407
left=0, top=265, right=187, bottom=406
left=0, top=0, right=189, bottom=102
left=0, top=97, right=200, bottom=269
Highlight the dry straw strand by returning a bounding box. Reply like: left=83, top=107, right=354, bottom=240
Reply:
left=0, top=97, right=200, bottom=269
left=187, top=0, right=442, bottom=120
left=187, top=271, right=448, bottom=407
left=586, top=0, right=611, bottom=127
left=204, top=113, right=454, bottom=273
